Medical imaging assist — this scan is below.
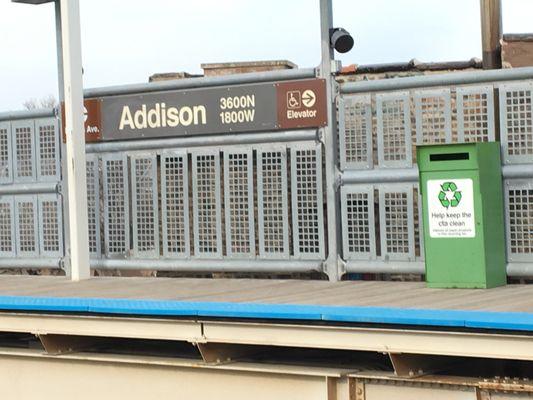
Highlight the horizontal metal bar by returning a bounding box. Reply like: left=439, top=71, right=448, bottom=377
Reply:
left=341, top=168, right=419, bottom=185
left=345, top=261, right=425, bottom=275
left=0, top=108, right=56, bottom=122
left=203, top=320, right=533, bottom=361
left=86, top=130, right=318, bottom=153
left=345, top=261, right=533, bottom=277
left=340, top=164, right=533, bottom=186
left=502, top=164, right=533, bottom=180
left=0, top=313, right=202, bottom=342
left=90, top=259, right=323, bottom=273
left=506, top=263, right=533, bottom=277
left=0, top=182, right=58, bottom=195
left=340, top=66, right=533, bottom=94
left=85, top=68, right=316, bottom=98
left=0, top=258, right=61, bottom=269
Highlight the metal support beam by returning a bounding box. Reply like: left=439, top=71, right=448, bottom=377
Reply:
left=58, top=0, right=90, bottom=281
left=202, top=321, right=533, bottom=361
left=480, top=0, right=502, bottom=69
left=38, top=334, right=101, bottom=355
left=319, top=0, right=341, bottom=281
left=196, top=343, right=263, bottom=364
left=388, top=353, right=456, bottom=378
left=0, top=348, right=347, bottom=400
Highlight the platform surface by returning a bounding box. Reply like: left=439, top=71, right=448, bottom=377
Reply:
left=0, top=276, right=533, bottom=332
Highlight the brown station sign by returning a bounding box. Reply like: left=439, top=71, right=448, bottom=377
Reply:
left=61, top=98, right=102, bottom=143
left=62, top=79, right=327, bottom=142
left=276, top=79, right=327, bottom=129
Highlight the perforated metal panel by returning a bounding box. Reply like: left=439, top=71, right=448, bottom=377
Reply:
left=15, top=195, right=39, bottom=257
left=376, top=92, right=412, bottom=168
left=192, top=151, right=222, bottom=258
left=378, top=184, right=415, bottom=261
left=291, top=144, right=325, bottom=260
left=224, top=149, right=255, bottom=258
left=505, top=180, right=533, bottom=262
left=161, top=151, right=190, bottom=258
left=499, top=82, right=533, bottom=164
left=131, top=154, right=159, bottom=258
left=257, top=146, right=289, bottom=259
left=341, top=185, right=376, bottom=261
left=11, top=120, right=36, bottom=182
left=0, top=196, right=15, bottom=257
left=0, top=122, right=13, bottom=184
left=38, top=194, right=63, bottom=257
left=338, top=95, right=372, bottom=170
left=36, top=118, right=60, bottom=181
left=414, top=89, right=452, bottom=145
left=456, top=85, right=495, bottom=143
left=86, top=155, right=101, bottom=257
left=102, top=154, right=130, bottom=258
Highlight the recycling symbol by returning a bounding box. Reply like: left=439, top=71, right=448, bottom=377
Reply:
left=438, top=181, right=462, bottom=208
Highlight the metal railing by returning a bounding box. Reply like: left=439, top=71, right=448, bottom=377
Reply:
left=0, top=66, right=532, bottom=279
left=0, top=108, right=63, bottom=269
left=338, top=67, right=533, bottom=277
left=83, top=68, right=325, bottom=273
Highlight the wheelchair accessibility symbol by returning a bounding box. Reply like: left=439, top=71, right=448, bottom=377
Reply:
left=287, top=90, right=316, bottom=109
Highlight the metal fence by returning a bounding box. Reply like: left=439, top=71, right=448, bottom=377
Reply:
left=338, top=71, right=533, bottom=277
left=78, top=68, right=327, bottom=273
left=0, top=109, right=62, bottom=269
left=0, top=67, right=532, bottom=278
left=86, top=139, right=325, bottom=272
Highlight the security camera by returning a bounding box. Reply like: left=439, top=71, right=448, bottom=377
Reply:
left=330, top=27, right=354, bottom=53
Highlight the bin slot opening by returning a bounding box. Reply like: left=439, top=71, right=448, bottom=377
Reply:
left=429, top=153, right=469, bottom=162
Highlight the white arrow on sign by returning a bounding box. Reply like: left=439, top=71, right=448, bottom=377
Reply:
left=302, top=89, right=316, bottom=108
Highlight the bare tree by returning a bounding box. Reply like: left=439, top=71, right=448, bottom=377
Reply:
left=22, top=94, right=58, bottom=110
left=22, top=98, right=39, bottom=110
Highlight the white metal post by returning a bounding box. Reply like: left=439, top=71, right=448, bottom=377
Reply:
left=59, top=0, right=90, bottom=280
left=319, top=0, right=341, bottom=281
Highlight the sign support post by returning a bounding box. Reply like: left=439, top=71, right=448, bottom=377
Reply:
left=58, top=0, right=90, bottom=281
left=319, top=0, right=341, bottom=281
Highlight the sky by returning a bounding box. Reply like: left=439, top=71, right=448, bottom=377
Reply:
left=0, top=0, right=532, bottom=110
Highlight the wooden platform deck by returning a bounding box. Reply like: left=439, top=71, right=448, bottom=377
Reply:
left=0, top=275, right=531, bottom=313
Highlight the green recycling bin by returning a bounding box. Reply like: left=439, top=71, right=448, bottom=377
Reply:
left=417, top=142, right=506, bottom=289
